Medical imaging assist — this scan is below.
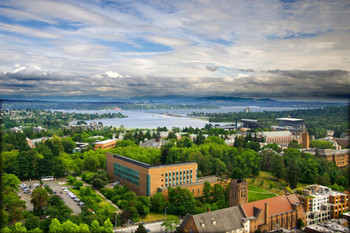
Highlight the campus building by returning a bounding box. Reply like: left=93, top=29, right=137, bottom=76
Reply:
left=300, top=185, right=350, bottom=222
left=181, top=180, right=306, bottom=233
left=106, top=153, right=222, bottom=197
left=94, top=139, right=118, bottom=150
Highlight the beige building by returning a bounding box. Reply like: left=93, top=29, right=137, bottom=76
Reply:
left=106, top=153, right=222, bottom=198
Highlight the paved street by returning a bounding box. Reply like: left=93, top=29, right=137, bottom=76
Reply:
left=19, top=179, right=81, bottom=215
left=114, top=221, right=165, bottom=233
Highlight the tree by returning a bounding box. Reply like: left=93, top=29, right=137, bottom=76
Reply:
left=61, top=220, right=79, bottom=232
left=24, top=214, right=40, bottom=230
left=92, top=170, right=108, bottom=189
left=309, top=140, right=334, bottom=149
left=168, top=187, right=196, bottom=215
left=61, top=137, right=76, bottom=153
left=161, top=216, right=180, bottom=233
left=90, top=220, right=101, bottom=233
left=136, top=196, right=150, bottom=216
left=297, top=218, right=305, bottom=229
left=31, top=188, right=49, bottom=216
left=73, top=180, right=84, bottom=189
left=286, top=160, right=300, bottom=189
left=78, top=223, right=90, bottom=233
left=212, top=158, right=227, bottom=175
left=203, top=181, right=212, bottom=203
left=150, top=193, right=166, bottom=212
left=102, top=218, right=113, bottom=233
left=135, top=224, right=147, bottom=233
left=13, top=222, right=27, bottom=233
left=212, top=184, right=225, bottom=203
left=288, top=140, right=301, bottom=149
left=270, top=155, right=285, bottom=179
left=49, top=218, right=61, bottom=233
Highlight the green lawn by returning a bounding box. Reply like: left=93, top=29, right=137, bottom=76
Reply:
left=140, top=212, right=178, bottom=222
left=247, top=171, right=288, bottom=195
left=248, top=184, right=278, bottom=202
left=69, top=187, right=118, bottom=212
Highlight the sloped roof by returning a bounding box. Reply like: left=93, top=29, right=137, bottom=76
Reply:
left=183, top=206, right=247, bottom=233
left=241, top=194, right=300, bottom=218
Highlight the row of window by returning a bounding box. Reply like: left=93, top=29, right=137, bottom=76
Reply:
left=163, top=169, right=195, bottom=186
left=114, top=163, right=140, bottom=186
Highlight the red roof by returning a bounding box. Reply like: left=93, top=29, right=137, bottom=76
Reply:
left=241, top=194, right=300, bottom=217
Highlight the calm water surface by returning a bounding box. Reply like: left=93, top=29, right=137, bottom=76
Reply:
left=57, top=106, right=305, bottom=129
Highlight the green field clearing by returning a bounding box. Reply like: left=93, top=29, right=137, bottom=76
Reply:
left=69, top=187, right=118, bottom=212
left=140, top=212, right=178, bottom=222
left=248, top=184, right=278, bottom=202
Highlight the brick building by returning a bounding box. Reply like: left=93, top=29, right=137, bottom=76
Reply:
left=181, top=180, right=306, bottom=233
left=106, top=153, right=222, bottom=197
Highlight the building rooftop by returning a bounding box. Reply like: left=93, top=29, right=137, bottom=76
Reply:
left=159, top=176, right=225, bottom=190
left=107, top=153, right=197, bottom=169
left=95, top=139, right=117, bottom=144
left=277, top=118, right=305, bottom=121
left=181, top=205, right=247, bottom=233
left=261, top=131, right=292, bottom=137
left=241, top=194, right=300, bottom=218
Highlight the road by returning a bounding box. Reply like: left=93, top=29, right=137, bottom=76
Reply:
left=114, top=221, right=165, bottom=233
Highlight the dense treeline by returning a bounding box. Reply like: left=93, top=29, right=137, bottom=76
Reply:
left=3, top=100, right=214, bottom=110
left=189, top=106, right=349, bottom=138
left=2, top=109, right=126, bottom=131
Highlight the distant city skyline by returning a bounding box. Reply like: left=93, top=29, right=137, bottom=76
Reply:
left=0, top=0, right=349, bottom=99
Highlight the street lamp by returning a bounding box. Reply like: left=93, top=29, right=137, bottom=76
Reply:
left=164, top=207, right=167, bottom=220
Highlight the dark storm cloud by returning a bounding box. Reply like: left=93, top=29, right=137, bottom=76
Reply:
left=1, top=68, right=349, bottom=99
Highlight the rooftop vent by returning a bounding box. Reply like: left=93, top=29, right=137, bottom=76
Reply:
left=200, top=221, right=205, bottom=228
left=211, top=218, right=216, bottom=225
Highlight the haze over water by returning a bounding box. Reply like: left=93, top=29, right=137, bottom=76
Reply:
left=62, top=106, right=306, bottom=129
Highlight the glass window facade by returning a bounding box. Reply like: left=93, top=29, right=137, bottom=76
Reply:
left=114, top=163, right=139, bottom=186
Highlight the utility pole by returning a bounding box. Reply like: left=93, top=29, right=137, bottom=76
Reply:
left=164, top=207, right=167, bottom=220
left=235, top=118, right=238, bottom=137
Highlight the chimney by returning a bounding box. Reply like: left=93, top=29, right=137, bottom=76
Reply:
left=207, top=207, right=211, bottom=212
left=265, top=202, right=269, bottom=225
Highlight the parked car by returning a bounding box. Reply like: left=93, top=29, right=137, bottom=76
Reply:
left=74, top=198, right=80, bottom=202
left=78, top=202, right=84, bottom=206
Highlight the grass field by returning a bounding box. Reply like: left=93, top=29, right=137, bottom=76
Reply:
left=140, top=212, right=178, bottom=222
left=69, top=187, right=118, bottom=212
left=248, top=184, right=278, bottom=202
left=247, top=171, right=288, bottom=195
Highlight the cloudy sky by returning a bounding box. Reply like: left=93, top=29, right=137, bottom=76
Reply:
left=0, top=0, right=349, bottom=100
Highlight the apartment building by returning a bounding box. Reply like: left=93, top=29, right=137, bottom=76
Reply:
left=300, top=185, right=350, bottom=224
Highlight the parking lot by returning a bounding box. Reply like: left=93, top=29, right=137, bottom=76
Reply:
left=19, top=179, right=82, bottom=215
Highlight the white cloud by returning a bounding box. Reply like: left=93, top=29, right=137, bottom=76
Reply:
left=105, top=71, right=124, bottom=78
left=0, top=0, right=349, bottom=98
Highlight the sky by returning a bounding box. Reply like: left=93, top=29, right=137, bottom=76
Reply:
left=0, top=0, right=349, bottom=100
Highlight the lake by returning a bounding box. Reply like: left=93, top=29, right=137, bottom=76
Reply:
left=57, top=106, right=307, bottom=129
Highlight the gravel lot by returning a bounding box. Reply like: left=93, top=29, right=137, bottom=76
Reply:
left=19, top=179, right=81, bottom=215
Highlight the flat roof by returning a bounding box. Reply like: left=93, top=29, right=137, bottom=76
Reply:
left=276, top=118, right=304, bottom=121
left=95, top=139, right=117, bottom=144
left=107, top=153, right=197, bottom=169
left=241, top=119, right=258, bottom=122
left=159, top=176, right=225, bottom=190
